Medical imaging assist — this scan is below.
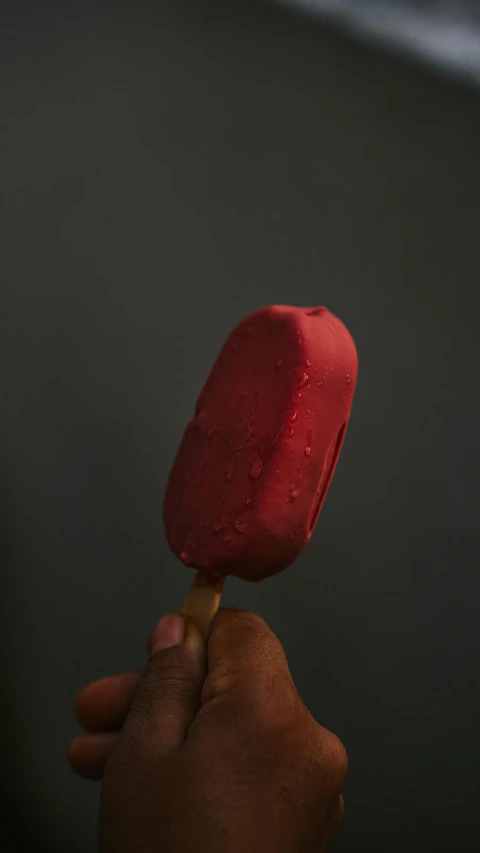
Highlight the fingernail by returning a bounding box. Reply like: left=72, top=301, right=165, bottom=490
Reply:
left=150, top=614, right=185, bottom=654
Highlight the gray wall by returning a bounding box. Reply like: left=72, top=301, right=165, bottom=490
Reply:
left=1, top=1, right=479, bottom=851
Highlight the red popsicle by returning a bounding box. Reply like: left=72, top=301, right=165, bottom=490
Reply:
left=164, top=305, right=357, bottom=633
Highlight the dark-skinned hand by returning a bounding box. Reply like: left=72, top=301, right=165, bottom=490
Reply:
left=68, top=608, right=347, bottom=852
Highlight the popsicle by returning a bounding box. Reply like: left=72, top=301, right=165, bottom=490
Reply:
left=164, top=305, right=357, bottom=634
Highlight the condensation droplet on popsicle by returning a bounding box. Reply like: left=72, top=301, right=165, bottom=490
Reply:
left=249, top=457, right=263, bottom=479
left=213, top=523, right=224, bottom=533
left=306, top=359, right=312, bottom=368
left=305, top=446, right=311, bottom=457
left=245, top=496, right=252, bottom=506
left=287, top=427, right=294, bottom=438
left=345, top=374, right=352, bottom=385
left=180, top=550, right=189, bottom=562
left=275, top=358, right=284, bottom=369
left=288, top=410, right=298, bottom=423
left=222, top=534, right=232, bottom=545
left=298, top=373, right=309, bottom=388
left=234, top=519, right=247, bottom=534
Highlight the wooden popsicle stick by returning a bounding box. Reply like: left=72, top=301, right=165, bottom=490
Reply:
left=181, top=571, right=224, bottom=638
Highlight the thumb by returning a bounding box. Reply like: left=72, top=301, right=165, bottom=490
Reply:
left=123, top=614, right=206, bottom=754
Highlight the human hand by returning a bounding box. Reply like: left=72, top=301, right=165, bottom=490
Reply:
left=69, top=608, right=347, bottom=852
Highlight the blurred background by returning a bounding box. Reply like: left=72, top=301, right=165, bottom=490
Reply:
left=1, top=1, right=479, bottom=851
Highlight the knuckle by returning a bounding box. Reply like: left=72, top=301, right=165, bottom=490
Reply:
left=131, top=662, right=197, bottom=718
left=328, top=732, right=348, bottom=782
left=202, top=661, right=296, bottom=730
left=312, top=728, right=348, bottom=793
left=297, top=719, right=348, bottom=795
left=201, top=659, right=237, bottom=704
left=156, top=666, right=198, bottom=701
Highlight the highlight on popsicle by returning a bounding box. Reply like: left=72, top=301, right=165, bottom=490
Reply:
left=163, top=304, right=358, bottom=636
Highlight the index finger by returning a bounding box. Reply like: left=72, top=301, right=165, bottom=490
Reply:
left=201, top=608, right=297, bottom=717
